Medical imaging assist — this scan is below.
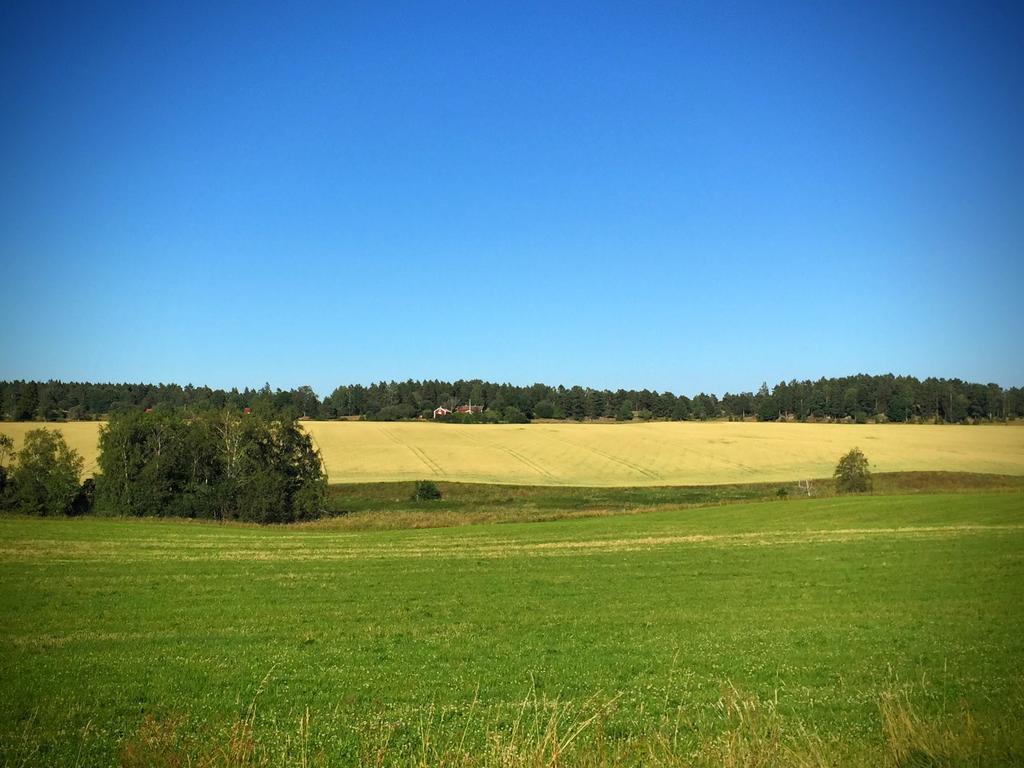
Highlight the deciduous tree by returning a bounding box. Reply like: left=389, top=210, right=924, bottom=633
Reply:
left=10, top=429, right=84, bottom=515
left=834, top=447, right=872, bottom=493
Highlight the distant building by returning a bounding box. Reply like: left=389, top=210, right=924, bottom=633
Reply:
left=433, top=404, right=484, bottom=418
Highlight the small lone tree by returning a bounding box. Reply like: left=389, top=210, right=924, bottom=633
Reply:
left=834, top=447, right=872, bottom=493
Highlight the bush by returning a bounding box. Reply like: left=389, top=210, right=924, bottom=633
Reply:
left=834, top=447, right=872, bottom=493
left=411, top=480, right=442, bottom=501
left=503, top=406, right=528, bottom=424
left=9, top=429, right=84, bottom=516
left=68, top=478, right=96, bottom=516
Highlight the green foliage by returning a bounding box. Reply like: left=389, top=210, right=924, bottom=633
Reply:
left=756, top=382, right=777, bottom=421
left=68, top=478, right=96, bottom=517
left=0, top=434, right=12, bottom=499
left=367, top=403, right=419, bottom=421
left=96, top=410, right=327, bottom=522
left=834, top=447, right=873, bottom=493
left=5, top=374, right=1022, bottom=425
left=886, top=389, right=914, bottom=423
left=14, top=382, right=39, bottom=420
left=0, top=434, right=13, bottom=465
left=411, top=479, right=442, bottom=501
left=8, top=429, right=84, bottom=515
left=317, top=472, right=1024, bottom=529
left=502, top=406, right=528, bottom=423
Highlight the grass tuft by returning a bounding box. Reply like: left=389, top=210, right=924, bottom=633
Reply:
left=112, top=685, right=1023, bottom=767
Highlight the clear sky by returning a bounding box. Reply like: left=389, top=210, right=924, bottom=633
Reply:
left=1, top=1, right=1021, bottom=396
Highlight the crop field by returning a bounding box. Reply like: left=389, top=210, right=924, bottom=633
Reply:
left=0, top=421, right=104, bottom=478
left=3, top=420, right=1023, bottom=486
left=1, top=491, right=1023, bottom=766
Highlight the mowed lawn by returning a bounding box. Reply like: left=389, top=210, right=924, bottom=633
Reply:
left=3, top=420, right=1024, bottom=486
left=1, top=492, right=1023, bottom=765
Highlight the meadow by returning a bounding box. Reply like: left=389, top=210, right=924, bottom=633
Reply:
left=3, top=420, right=1023, bottom=486
left=1, top=491, right=1023, bottom=766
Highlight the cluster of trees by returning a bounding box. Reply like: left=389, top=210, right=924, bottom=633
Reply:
left=0, top=381, right=321, bottom=422
left=96, top=409, right=327, bottom=522
left=0, top=431, right=93, bottom=516
left=2, top=374, right=1022, bottom=424
left=1, top=410, right=328, bottom=522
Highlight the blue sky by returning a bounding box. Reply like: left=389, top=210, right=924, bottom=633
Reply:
left=1, top=1, right=1021, bottom=396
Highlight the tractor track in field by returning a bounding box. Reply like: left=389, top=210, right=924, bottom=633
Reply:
left=498, top=446, right=556, bottom=480
left=9, top=523, right=1023, bottom=565
left=544, top=432, right=662, bottom=481
left=452, top=428, right=556, bottom=480
left=377, top=427, right=445, bottom=476
left=642, top=434, right=761, bottom=476
left=408, top=445, right=445, bottom=476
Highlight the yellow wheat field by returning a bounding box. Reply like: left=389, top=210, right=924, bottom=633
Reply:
left=1, top=422, right=106, bottom=478
left=2, top=420, right=1023, bottom=486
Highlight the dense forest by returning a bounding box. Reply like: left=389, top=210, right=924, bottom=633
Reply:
left=1, top=375, right=1021, bottom=424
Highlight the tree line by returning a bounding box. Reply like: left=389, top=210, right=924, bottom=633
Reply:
left=1, top=374, right=1021, bottom=424
left=0, top=409, right=327, bottom=522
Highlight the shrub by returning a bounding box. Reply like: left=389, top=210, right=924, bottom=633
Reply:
left=834, top=447, right=872, bottom=493
left=68, top=478, right=96, bottom=516
left=411, top=480, right=442, bottom=501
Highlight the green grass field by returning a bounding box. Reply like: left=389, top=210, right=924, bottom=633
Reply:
left=2, top=490, right=1023, bottom=766
left=318, top=472, right=1024, bottom=529
left=3, top=420, right=1024, bottom=486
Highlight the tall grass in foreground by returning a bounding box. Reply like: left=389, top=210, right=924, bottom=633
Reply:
left=107, top=684, right=1021, bottom=768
